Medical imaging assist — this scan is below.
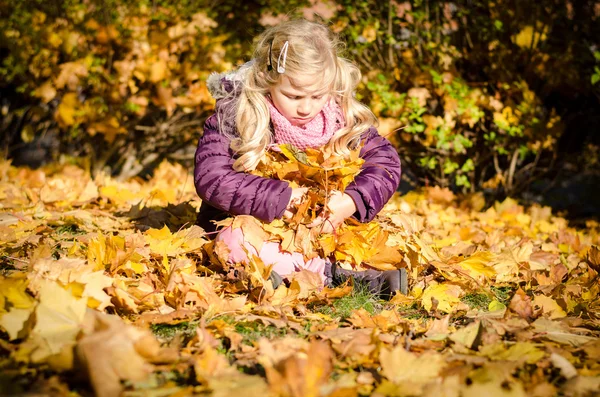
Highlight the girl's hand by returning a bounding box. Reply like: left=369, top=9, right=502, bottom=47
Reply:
left=283, top=187, right=309, bottom=219
left=307, top=190, right=356, bottom=234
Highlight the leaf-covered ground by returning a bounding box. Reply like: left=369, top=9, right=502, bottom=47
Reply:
left=1, top=159, right=599, bottom=397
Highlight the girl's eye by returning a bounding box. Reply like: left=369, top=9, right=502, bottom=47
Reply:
left=312, top=95, right=324, bottom=100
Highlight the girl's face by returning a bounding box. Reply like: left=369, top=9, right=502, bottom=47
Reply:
left=269, top=75, right=331, bottom=127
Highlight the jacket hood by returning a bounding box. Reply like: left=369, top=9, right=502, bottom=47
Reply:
left=206, top=61, right=253, bottom=101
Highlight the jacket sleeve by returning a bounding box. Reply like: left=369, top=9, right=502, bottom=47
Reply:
left=194, top=114, right=292, bottom=223
left=344, top=127, right=401, bottom=223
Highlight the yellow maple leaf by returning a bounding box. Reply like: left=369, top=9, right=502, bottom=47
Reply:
left=533, top=295, right=567, bottom=319
left=492, top=242, right=533, bottom=282
left=30, top=280, right=87, bottom=361
left=279, top=229, right=297, bottom=253
left=245, top=255, right=275, bottom=292
left=87, top=233, right=126, bottom=271
left=76, top=311, right=160, bottom=397
left=180, top=273, right=248, bottom=315
left=332, top=222, right=388, bottom=267
left=362, top=24, right=377, bottom=43
left=88, top=117, right=127, bottom=143
left=33, top=80, right=57, bottom=103
left=99, top=185, right=142, bottom=207
left=145, top=225, right=185, bottom=272
left=380, top=344, right=445, bottom=385
left=0, top=275, right=36, bottom=313
left=453, top=251, right=496, bottom=280
left=449, top=320, right=481, bottom=349
left=317, top=233, right=337, bottom=257
left=279, top=144, right=309, bottom=164
left=531, top=318, right=596, bottom=347
left=55, top=92, right=86, bottom=128
left=261, top=339, right=333, bottom=397
left=231, top=215, right=270, bottom=254
left=293, top=224, right=314, bottom=257
left=479, top=341, right=545, bottom=364
left=334, top=230, right=369, bottom=265
left=300, top=341, right=334, bottom=397
left=194, top=345, right=234, bottom=383
left=512, top=23, right=548, bottom=49
left=0, top=308, right=33, bottom=340
left=270, top=282, right=301, bottom=306
left=78, top=271, right=114, bottom=310
left=461, top=364, right=527, bottom=397
left=287, top=269, right=323, bottom=299
left=421, top=282, right=464, bottom=313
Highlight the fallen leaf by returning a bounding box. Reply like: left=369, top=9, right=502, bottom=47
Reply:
left=453, top=251, right=496, bottom=281
left=76, top=311, right=160, bottom=397
left=0, top=308, right=32, bottom=340
left=30, top=280, right=87, bottom=362
left=587, top=245, right=600, bottom=272
left=421, top=283, right=464, bottom=313
left=533, top=295, right=566, bottom=319
left=508, top=288, right=535, bottom=321
left=550, top=353, right=577, bottom=379
left=532, top=318, right=597, bottom=347
left=380, top=344, right=445, bottom=385
left=449, top=320, right=481, bottom=349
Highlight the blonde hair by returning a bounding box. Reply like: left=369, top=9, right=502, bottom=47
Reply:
left=225, top=19, right=377, bottom=171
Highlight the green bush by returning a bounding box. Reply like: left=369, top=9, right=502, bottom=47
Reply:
left=330, top=0, right=593, bottom=196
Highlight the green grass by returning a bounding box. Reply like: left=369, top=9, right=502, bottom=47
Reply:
left=460, top=286, right=516, bottom=311
left=234, top=322, right=290, bottom=345
left=461, top=292, right=493, bottom=310
left=53, top=223, right=85, bottom=236
left=150, top=321, right=198, bottom=341
left=316, top=285, right=383, bottom=320
left=208, top=314, right=294, bottom=347
left=491, top=285, right=516, bottom=305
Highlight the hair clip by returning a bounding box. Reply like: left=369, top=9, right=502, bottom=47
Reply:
left=267, top=40, right=273, bottom=71
left=277, top=41, right=289, bottom=74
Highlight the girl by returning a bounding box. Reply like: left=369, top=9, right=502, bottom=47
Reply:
left=194, top=19, right=406, bottom=299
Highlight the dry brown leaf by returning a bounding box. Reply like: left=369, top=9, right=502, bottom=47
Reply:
left=509, top=288, right=535, bottom=321
left=76, top=311, right=160, bottom=397
left=587, top=245, right=600, bottom=272
left=231, top=215, right=270, bottom=254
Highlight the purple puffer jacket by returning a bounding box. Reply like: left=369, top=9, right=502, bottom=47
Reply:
left=193, top=113, right=401, bottom=233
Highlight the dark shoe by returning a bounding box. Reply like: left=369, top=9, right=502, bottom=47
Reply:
left=331, top=263, right=408, bottom=300
left=399, top=267, right=408, bottom=295
left=268, top=270, right=283, bottom=289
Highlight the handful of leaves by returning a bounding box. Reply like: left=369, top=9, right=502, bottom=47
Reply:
left=254, top=144, right=363, bottom=225
left=239, top=144, right=404, bottom=270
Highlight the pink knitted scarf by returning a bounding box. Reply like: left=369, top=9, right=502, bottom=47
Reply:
left=267, top=98, right=345, bottom=150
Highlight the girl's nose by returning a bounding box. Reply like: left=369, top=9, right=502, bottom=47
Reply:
left=297, top=99, right=311, bottom=116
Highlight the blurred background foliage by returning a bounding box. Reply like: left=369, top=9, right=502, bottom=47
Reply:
left=1, top=0, right=599, bottom=202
